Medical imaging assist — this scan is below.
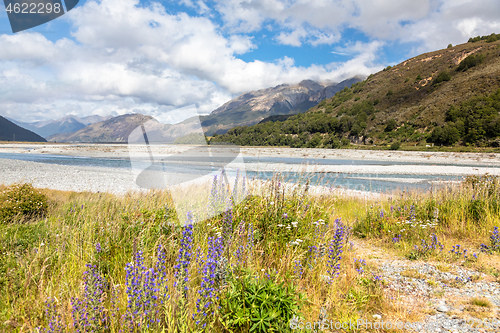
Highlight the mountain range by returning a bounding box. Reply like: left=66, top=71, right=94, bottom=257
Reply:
left=48, top=114, right=154, bottom=143
left=200, top=77, right=361, bottom=135
left=10, top=77, right=360, bottom=143
left=8, top=115, right=110, bottom=139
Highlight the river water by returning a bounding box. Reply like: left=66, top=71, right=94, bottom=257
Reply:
left=0, top=151, right=475, bottom=193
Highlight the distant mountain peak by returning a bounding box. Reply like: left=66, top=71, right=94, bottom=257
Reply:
left=7, top=114, right=111, bottom=139
left=48, top=113, right=154, bottom=143
left=201, top=77, right=361, bottom=135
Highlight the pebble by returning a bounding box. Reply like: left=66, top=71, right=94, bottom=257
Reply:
left=436, top=304, right=449, bottom=313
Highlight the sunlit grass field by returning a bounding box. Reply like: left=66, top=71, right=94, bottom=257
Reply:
left=0, top=174, right=499, bottom=332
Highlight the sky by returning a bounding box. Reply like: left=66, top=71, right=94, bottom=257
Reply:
left=0, top=0, right=499, bottom=124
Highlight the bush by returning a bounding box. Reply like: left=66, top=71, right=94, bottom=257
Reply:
left=390, top=141, right=401, bottom=150
left=457, top=54, right=484, bottom=71
left=433, top=71, right=451, bottom=84
left=385, top=119, right=397, bottom=132
left=0, top=183, right=48, bottom=223
left=220, top=270, right=304, bottom=332
left=469, top=33, right=500, bottom=43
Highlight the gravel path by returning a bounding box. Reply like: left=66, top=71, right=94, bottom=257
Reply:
left=352, top=240, right=500, bottom=333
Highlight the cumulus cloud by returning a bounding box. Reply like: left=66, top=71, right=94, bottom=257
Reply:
left=0, top=0, right=498, bottom=123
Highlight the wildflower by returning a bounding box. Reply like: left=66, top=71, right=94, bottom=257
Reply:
left=326, top=218, right=345, bottom=282
left=174, top=218, right=194, bottom=299
left=44, top=298, right=63, bottom=333
left=282, top=213, right=288, bottom=219
left=392, top=234, right=402, bottom=243
left=372, top=274, right=382, bottom=284
left=354, top=258, right=366, bottom=274
left=195, top=236, right=224, bottom=328
left=71, top=264, right=108, bottom=332
left=294, top=260, right=304, bottom=279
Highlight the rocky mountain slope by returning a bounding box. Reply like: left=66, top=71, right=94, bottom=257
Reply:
left=201, top=77, right=361, bottom=135
left=0, top=116, right=47, bottom=142
left=48, top=114, right=154, bottom=143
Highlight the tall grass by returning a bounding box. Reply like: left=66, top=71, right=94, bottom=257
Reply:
left=0, top=174, right=499, bottom=331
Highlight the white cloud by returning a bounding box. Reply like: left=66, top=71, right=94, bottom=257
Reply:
left=1, top=0, right=498, bottom=123
left=276, top=27, right=308, bottom=46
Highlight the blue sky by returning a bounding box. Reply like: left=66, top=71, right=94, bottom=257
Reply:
left=1, top=0, right=499, bottom=123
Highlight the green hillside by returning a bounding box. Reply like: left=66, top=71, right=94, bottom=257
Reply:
left=210, top=34, right=500, bottom=149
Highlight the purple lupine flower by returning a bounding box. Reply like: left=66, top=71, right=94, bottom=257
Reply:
left=222, top=209, right=233, bottom=249
left=95, top=242, right=101, bottom=254
left=174, top=216, right=194, bottom=299
left=247, top=222, right=254, bottom=252
left=294, top=260, right=304, bottom=279
left=409, top=205, right=416, bottom=221
left=195, top=236, right=224, bottom=328
left=43, top=298, right=64, bottom=333
left=491, top=226, right=500, bottom=251
left=326, top=218, right=345, bottom=283
left=122, top=242, right=171, bottom=330
left=71, top=264, right=108, bottom=332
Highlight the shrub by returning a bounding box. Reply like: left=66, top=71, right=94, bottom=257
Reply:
left=457, top=54, right=484, bottom=71
left=433, top=71, right=451, bottom=84
left=220, top=270, right=304, bottom=332
left=0, top=183, right=48, bottom=223
left=384, top=119, right=397, bottom=132
left=390, top=141, right=400, bottom=150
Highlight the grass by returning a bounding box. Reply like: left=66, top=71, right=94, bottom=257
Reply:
left=1, top=173, right=499, bottom=332
left=470, top=297, right=492, bottom=308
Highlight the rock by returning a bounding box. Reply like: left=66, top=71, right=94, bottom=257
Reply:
left=436, top=304, right=449, bottom=313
